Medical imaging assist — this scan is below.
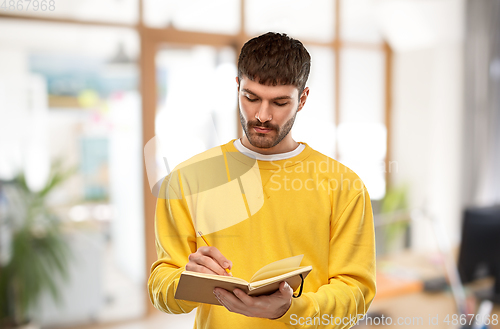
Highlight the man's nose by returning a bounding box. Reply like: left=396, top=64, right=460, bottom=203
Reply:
left=256, top=102, right=272, bottom=122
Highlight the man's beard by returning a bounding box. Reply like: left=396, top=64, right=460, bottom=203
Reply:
left=239, top=107, right=298, bottom=149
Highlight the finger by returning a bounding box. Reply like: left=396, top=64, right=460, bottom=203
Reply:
left=189, top=250, right=229, bottom=276
left=196, top=255, right=230, bottom=276
left=215, top=288, right=246, bottom=313
left=214, top=289, right=236, bottom=312
left=214, top=292, right=229, bottom=309
left=200, top=246, right=233, bottom=271
left=199, top=246, right=233, bottom=270
left=186, top=263, right=220, bottom=275
left=232, top=288, right=255, bottom=306
left=279, top=281, right=293, bottom=298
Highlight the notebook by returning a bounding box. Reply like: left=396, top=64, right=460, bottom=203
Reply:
left=175, top=255, right=313, bottom=305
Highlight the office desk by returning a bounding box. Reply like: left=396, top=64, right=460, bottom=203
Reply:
left=359, top=290, right=500, bottom=328
left=359, top=251, right=500, bottom=328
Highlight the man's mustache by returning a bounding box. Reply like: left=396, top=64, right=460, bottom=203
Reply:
left=249, top=121, right=276, bottom=130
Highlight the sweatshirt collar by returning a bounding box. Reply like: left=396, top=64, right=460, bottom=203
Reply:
left=222, top=138, right=313, bottom=170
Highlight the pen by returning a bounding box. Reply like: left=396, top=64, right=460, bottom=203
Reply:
left=197, top=231, right=232, bottom=276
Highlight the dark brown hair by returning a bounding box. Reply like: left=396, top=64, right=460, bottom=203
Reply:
left=237, top=32, right=311, bottom=95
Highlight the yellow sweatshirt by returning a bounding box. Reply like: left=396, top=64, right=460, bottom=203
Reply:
left=148, top=139, right=376, bottom=329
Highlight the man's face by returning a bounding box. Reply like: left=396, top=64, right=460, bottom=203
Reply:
left=237, top=76, right=308, bottom=149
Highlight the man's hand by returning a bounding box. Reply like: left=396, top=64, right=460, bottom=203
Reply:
left=186, top=246, right=232, bottom=276
left=213, top=281, right=293, bottom=319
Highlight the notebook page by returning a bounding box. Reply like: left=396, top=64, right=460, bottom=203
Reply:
left=249, top=255, right=304, bottom=283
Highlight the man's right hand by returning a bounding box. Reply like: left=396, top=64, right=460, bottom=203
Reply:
left=186, top=246, right=232, bottom=276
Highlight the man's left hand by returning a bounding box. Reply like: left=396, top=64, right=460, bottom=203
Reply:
left=213, top=281, right=293, bottom=319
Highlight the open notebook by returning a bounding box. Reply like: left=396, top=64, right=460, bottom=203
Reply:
left=175, top=255, right=313, bottom=305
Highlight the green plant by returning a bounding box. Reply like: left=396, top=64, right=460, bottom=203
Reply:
left=0, top=159, right=76, bottom=327
left=380, top=182, right=411, bottom=252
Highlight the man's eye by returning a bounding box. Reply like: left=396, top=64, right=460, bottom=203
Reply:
left=245, top=97, right=258, bottom=102
left=275, top=102, right=288, bottom=107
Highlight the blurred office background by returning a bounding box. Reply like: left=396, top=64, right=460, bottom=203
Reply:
left=0, top=0, right=499, bottom=328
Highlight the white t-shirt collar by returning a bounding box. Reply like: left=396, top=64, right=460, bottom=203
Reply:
left=233, top=138, right=305, bottom=161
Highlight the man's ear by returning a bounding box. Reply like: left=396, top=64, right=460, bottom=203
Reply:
left=235, top=77, right=239, bottom=91
left=297, top=87, right=310, bottom=112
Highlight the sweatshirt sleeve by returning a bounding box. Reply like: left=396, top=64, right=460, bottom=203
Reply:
left=147, top=172, right=201, bottom=314
left=275, top=187, right=377, bottom=328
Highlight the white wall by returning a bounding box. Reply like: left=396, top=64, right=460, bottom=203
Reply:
left=385, top=0, right=466, bottom=251
left=109, top=91, right=146, bottom=286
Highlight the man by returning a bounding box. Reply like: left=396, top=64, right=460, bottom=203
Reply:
left=148, top=32, right=376, bottom=328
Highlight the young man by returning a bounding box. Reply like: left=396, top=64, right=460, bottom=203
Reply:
left=148, top=32, right=376, bottom=328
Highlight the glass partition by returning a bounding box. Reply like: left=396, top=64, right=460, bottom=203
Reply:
left=0, top=20, right=145, bottom=326
left=144, top=0, right=240, bottom=33
left=340, top=0, right=383, bottom=43
left=154, top=45, right=238, bottom=172
left=245, top=0, right=335, bottom=42
left=338, top=48, right=386, bottom=199
left=293, top=46, right=336, bottom=158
